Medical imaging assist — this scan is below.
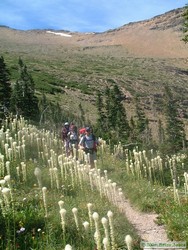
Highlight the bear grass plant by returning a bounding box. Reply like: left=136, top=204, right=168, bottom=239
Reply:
left=97, top=145, right=188, bottom=245
left=0, top=117, right=141, bottom=250
left=0, top=160, right=141, bottom=250
left=1, top=116, right=188, bottom=249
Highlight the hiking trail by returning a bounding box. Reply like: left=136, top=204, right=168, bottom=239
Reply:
left=115, top=194, right=169, bottom=243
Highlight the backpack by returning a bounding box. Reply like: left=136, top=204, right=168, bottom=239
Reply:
left=69, top=130, right=78, bottom=142
left=79, top=127, right=86, bottom=135
left=82, top=134, right=97, bottom=152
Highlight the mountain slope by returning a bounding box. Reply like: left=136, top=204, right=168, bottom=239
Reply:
left=72, top=8, right=187, bottom=58
left=0, top=7, right=187, bottom=137
left=0, top=8, right=187, bottom=58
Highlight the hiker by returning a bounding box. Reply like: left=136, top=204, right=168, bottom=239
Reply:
left=79, top=126, right=98, bottom=168
left=68, top=124, right=78, bottom=158
left=61, top=122, right=70, bottom=156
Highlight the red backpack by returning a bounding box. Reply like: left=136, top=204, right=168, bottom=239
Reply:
left=79, top=127, right=86, bottom=135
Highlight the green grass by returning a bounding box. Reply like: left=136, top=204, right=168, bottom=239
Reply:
left=0, top=159, right=141, bottom=250
left=0, top=118, right=142, bottom=250
left=97, top=148, right=188, bottom=245
left=1, top=40, right=188, bottom=138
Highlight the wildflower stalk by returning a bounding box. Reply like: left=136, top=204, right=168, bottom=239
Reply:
left=53, top=167, right=60, bottom=190
left=2, top=187, right=10, bottom=209
left=101, top=217, right=110, bottom=250
left=87, top=203, right=93, bottom=230
left=107, top=211, right=116, bottom=250
left=72, top=207, right=79, bottom=231
left=92, top=212, right=102, bottom=250
left=34, top=167, right=42, bottom=188
left=42, top=187, right=48, bottom=217
left=4, top=175, right=13, bottom=202
left=59, top=208, right=66, bottom=244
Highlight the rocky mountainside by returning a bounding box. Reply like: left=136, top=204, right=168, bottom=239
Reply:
left=0, top=8, right=187, bottom=58
left=71, top=8, right=187, bottom=58
left=0, top=7, right=187, bottom=136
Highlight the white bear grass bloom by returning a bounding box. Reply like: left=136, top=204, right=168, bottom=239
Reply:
left=34, top=167, right=42, bottom=188
left=101, top=217, right=110, bottom=248
left=59, top=208, right=67, bottom=233
left=64, top=244, right=72, bottom=250
left=58, top=200, right=64, bottom=210
left=92, top=212, right=101, bottom=250
left=2, top=187, right=11, bottom=208
left=72, top=207, right=79, bottom=230
left=125, top=235, right=133, bottom=250
left=107, top=211, right=116, bottom=250
left=82, top=221, right=89, bottom=231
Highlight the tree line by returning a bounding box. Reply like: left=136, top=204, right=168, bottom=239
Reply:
left=95, top=84, right=187, bottom=154
left=0, top=56, right=86, bottom=130
left=0, top=56, right=187, bottom=155
left=0, top=56, right=39, bottom=120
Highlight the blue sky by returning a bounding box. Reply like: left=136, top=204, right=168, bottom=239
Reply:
left=0, top=0, right=187, bottom=32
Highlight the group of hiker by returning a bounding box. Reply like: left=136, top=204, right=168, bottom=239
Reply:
left=61, top=122, right=98, bottom=168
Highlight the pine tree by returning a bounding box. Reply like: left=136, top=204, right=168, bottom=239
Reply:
left=104, top=85, right=130, bottom=144
left=135, top=96, right=147, bottom=133
left=129, top=116, right=137, bottom=142
left=11, top=58, right=39, bottom=121
left=134, top=96, right=148, bottom=144
left=78, top=103, right=85, bottom=126
left=158, top=119, right=165, bottom=144
left=111, top=85, right=130, bottom=142
left=164, top=85, right=186, bottom=153
left=96, top=91, right=107, bottom=133
left=0, top=56, right=12, bottom=118
left=104, top=87, right=112, bottom=130
left=182, top=4, right=188, bottom=43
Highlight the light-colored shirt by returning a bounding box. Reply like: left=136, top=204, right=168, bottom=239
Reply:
left=79, top=134, right=95, bottom=149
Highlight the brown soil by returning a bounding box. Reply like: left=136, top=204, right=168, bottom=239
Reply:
left=116, top=196, right=168, bottom=242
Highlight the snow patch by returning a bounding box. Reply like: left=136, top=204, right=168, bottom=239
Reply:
left=46, top=31, right=72, bottom=37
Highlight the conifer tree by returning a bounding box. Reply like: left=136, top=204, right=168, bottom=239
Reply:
left=104, top=87, right=112, bottom=130
left=129, top=116, right=137, bottom=142
left=96, top=91, right=107, bottom=133
left=11, top=58, right=39, bottom=121
left=78, top=103, right=86, bottom=125
left=134, top=96, right=147, bottom=134
left=104, top=85, right=130, bottom=144
left=164, top=85, right=186, bottom=153
left=182, top=4, right=188, bottom=43
left=0, top=56, right=12, bottom=118
left=134, top=96, right=148, bottom=144
left=111, top=85, right=130, bottom=141
left=158, top=119, right=165, bottom=144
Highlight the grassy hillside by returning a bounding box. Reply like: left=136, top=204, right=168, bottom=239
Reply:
left=0, top=7, right=188, bottom=137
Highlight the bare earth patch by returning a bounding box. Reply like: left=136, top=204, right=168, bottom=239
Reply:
left=117, top=197, right=168, bottom=242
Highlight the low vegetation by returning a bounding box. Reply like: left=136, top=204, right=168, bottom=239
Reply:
left=0, top=8, right=188, bottom=248
left=0, top=116, right=188, bottom=249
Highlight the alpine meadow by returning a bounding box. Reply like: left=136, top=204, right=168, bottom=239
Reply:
left=0, top=6, right=188, bottom=250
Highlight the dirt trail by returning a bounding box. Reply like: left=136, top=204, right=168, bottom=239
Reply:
left=116, top=195, right=169, bottom=243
